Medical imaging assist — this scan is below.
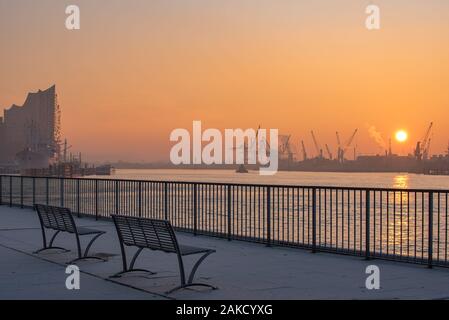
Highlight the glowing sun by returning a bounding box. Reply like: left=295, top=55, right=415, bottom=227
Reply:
left=395, top=130, right=408, bottom=143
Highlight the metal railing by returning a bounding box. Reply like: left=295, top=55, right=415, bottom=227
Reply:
left=1, top=175, right=448, bottom=268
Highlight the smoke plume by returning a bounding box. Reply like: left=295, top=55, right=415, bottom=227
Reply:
left=367, top=125, right=386, bottom=149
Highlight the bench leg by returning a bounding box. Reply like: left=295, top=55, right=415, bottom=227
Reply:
left=129, top=247, right=144, bottom=270
left=110, top=247, right=156, bottom=278
left=68, top=232, right=106, bottom=264
left=33, top=230, right=70, bottom=254
left=34, top=246, right=70, bottom=254
left=167, top=250, right=217, bottom=294
left=187, top=250, right=214, bottom=284
left=110, top=268, right=156, bottom=278
left=166, top=283, right=217, bottom=295
left=83, top=233, right=104, bottom=257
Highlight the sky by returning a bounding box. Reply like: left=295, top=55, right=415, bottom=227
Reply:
left=0, top=0, right=448, bottom=162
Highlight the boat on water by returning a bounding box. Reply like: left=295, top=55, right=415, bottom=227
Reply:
left=236, top=164, right=249, bottom=173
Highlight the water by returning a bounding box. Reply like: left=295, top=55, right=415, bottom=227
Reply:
left=105, top=169, right=449, bottom=190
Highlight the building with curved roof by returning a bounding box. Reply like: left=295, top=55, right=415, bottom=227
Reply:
left=0, top=85, right=60, bottom=168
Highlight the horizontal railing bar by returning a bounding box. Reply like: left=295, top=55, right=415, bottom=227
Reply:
left=1, top=174, right=449, bottom=193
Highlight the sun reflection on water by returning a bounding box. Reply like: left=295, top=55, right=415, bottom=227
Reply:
left=393, top=175, right=409, bottom=189
left=386, top=175, right=412, bottom=250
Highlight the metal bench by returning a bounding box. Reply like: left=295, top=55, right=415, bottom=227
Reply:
left=34, top=204, right=106, bottom=263
left=111, top=215, right=217, bottom=294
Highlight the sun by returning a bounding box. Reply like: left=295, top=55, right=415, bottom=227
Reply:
left=395, top=130, right=408, bottom=143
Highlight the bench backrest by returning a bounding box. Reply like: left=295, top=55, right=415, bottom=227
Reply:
left=34, top=204, right=77, bottom=233
left=111, top=215, right=180, bottom=254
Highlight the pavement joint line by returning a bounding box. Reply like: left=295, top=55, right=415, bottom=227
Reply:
left=0, top=242, right=173, bottom=300
left=0, top=227, right=41, bottom=231
left=0, top=224, right=112, bottom=232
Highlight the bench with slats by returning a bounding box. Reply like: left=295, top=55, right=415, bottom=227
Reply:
left=34, top=204, right=106, bottom=263
left=111, top=215, right=217, bottom=294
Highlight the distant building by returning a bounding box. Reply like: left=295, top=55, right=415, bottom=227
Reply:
left=0, top=85, right=60, bottom=168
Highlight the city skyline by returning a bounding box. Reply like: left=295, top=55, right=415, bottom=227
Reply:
left=1, top=0, right=448, bottom=162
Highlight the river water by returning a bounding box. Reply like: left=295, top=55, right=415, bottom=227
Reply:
left=106, top=169, right=449, bottom=190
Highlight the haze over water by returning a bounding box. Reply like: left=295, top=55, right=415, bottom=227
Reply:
left=106, top=169, right=449, bottom=190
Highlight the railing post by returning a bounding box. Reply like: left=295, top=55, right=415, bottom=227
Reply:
left=428, top=192, right=433, bottom=268
left=0, top=175, right=3, bottom=205
left=60, top=178, right=64, bottom=208
left=45, top=178, right=49, bottom=205
left=164, top=182, right=168, bottom=220
left=227, top=185, right=232, bottom=241
left=9, top=176, right=12, bottom=207
left=138, top=181, right=142, bottom=218
left=76, top=179, right=80, bottom=217
left=32, top=177, right=36, bottom=206
left=20, top=176, right=23, bottom=208
left=95, top=179, right=99, bottom=220
left=115, top=180, right=119, bottom=215
left=365, top=190, right=371, bottom=260
left=266, top=186, right=271, bottom=247
left=193, top=184, right=198, bottom=236
left=312, top=188, right=317, bottom=253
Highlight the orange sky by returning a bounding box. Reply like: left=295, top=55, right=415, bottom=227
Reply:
left=0, top=0, right=448, bottom=162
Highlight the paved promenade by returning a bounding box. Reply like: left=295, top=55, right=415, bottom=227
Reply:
left=1, top=205, right=449, bottom=299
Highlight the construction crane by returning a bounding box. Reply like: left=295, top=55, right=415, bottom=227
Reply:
left=344, top=129, right=358, bottom=158
left=414, top=122, right=433, bottom=161
left=231, top=124, right=261, bottom=165
left=301, top=140, right=308, bottom=161
left=325, top=144, right=333, bottom=160
left=336, top=131, right=343, bottom=163
left=278, top=134, right=296, bottom=166
left=337, top=129, right=358, bottom=162
left=311, top=131, right=323, bottom=159
left=256, top=125, right=271, bottom=157
left=336, top=132, right=341, bottom=147
left=282, top=135, right=291, bottom=155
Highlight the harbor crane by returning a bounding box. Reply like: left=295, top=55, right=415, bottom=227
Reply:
left=301, top=140, right=308, bottom=161
left=343, top=129, right=358, bottom=159
left=325, top=144, right=333, bottom=160
left=415, top=122, right=433, bottom=161
left=256, top=125, right=271, bottom=156
left=336, top=129, right=358, bottom=162
left=279, top=135, right=295, bottom=161
left=278, top=135, right=296, bottom=169
left=232, top=124, right=262, bottom=167
left=311, top=131, right=324, bottom=159
left=336, top=131, right=343, bottom=163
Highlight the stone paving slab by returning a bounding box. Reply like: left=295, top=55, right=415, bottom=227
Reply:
left=0, top=244, right=163, bottom=300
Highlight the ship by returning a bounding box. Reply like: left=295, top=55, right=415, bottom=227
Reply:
left=236, top=164, right=249, bottom=173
